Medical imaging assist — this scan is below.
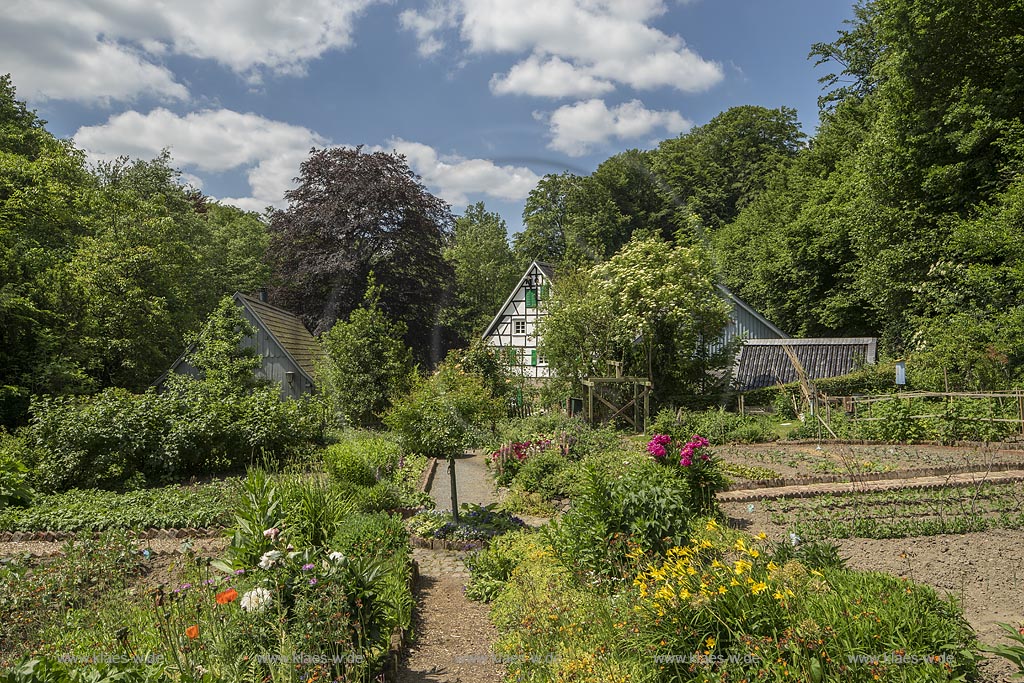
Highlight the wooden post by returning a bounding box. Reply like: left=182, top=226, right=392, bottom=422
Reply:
left=1018, top=391, right=1023, bottom=435
left=587, top=384, right=594, bottom=425
left=633, top=382, right=639, bottom=433
left=738, top=393, right=745, bottom=416
left=643, top=386, right=650, bottom=433
left=448, top=457, right=459, bottom=522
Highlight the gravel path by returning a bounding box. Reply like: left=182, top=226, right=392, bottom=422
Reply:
left=428, top=451, right=498, bottom=511
left=397, top=451, right=505, bottom=683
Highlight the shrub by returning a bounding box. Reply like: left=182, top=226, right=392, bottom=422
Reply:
left=513, top=447, right=571, bottom=499
left=625, top=521, right=978, bottom=682
left=330, top=512, right=409, bottom=559
left=464, top=530, right=535, bottom=602
left=323, top=441, right=376, bottom=487
left=0, top=433, right=33, bottom=508
left=545, top=462, right=696, bottom=587
left=651, top=407, right=775, bottom=445
left=385, top=364, right=502, bottom=459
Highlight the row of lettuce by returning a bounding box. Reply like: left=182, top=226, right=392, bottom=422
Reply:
left=468, top=425, right=1009, bottom=683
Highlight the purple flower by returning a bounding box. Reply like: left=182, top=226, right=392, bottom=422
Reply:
left=302, top=563, right=315, bottom=571
left=234, top=569, right=246, bottom=575
left=179, top=583, right=192, bottom=591
left=309, top=577, right=318, bottom=586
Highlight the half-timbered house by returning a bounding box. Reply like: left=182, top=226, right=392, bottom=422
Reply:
left=481, top=261, right=555, bottom=379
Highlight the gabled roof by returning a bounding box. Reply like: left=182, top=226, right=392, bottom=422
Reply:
left=235, top=293, right=323, bottom=385
left=481, top=260, right=555, bottom=339
left=733, top=337, right=878, bottom=392
left=716, top=284, right=789, bottom=339
left=154, top=293, right=323, bottom=389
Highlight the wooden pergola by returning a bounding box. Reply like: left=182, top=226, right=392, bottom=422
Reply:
left=582, top=375, right=652, bottom=432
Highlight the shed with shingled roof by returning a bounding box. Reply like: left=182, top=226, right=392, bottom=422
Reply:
left=156, top=291, right=323, bottom=400
left=732, top=338, right=878, bottom=393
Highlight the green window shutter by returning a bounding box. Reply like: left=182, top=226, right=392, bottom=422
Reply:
left=525, top=289, right=537, bottom=308
left=540, top=283, right=550, bottom=300
left=531, top=349, right=538, bottom=366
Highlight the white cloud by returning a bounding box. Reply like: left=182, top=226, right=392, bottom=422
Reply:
left=401, top=0, right=722, bottom=98
left=489, top=55, right=614, bottom=98
left=74, top=108, right=329, bottom=210
left=0, top=0, right=382, bottom=103
left=74, top=108, right=541, bottom=211
left=386, top=138, right=541, bottom=206
left=541, top=98, right=691, bottom=156
left=399, top=3, right=460, bottom=57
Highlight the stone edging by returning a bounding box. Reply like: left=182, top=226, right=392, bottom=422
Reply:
left=724, top=461, right=1024, bottom=492
left=0, top=527, right=224, bottom=543
left=719, top=471, right=1024, bottom=503
left=409, top=535, right=485, bottom=552
left=421, top=457, right=439, bottom=493
left=784, top=438, right=1024, bottom=450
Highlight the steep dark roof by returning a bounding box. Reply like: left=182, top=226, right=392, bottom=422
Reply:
left=734, top=338, right=878, bottom=392
left=535, top=261, right=556, bottom=281
left=236, top=293, right=323, bottom=382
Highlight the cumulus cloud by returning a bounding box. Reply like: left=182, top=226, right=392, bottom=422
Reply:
left=400, top=0, right=722, bottom=98
left=75, top=109, right=329, bottom=210
left=0, top=0, right=382, bottom=103
left=74, top=108, right=541, bottom=211
left=540, top=98, right=691, bottom=156
left=386, top=138, right=541, bottom=206
left=489, top=55, right=615, bottom=98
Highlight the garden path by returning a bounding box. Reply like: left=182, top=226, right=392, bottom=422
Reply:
left=396, top=451, right=505, bottom=683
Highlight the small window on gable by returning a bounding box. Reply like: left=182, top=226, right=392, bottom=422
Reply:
left=537, top=351, right=547, bottom=365
left=513, top=320, right=526, bottom=335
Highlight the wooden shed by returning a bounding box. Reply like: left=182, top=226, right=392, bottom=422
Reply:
left=157, top=291, right=322, bottom=400
left=732, top=337, right=878, bottom=392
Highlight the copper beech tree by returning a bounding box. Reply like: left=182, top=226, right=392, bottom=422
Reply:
left=267, top=146, right=455, bottom=365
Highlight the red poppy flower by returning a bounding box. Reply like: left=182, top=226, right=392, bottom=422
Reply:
left=185, top=625, right=199, bottom=639
left=216, top=588, right=238, bottom=605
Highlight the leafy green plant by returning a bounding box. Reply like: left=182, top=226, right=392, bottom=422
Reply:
left=323, top=440, right=377, bottom=486
left=408, top=503, right=525, bottom=543
left=279, top=473, right=352, bottom=548
left=221, top=468, right=283, bottom=570
left=0, top=480, right=238, bottom=532
left=0, top=446, right=33, bottom=509
left=981, top=622, right=1024, bottom=676
left=464, top=530, right=533, bottom=602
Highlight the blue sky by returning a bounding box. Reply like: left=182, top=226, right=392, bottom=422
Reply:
left=2, top=0, right=855, bottom=234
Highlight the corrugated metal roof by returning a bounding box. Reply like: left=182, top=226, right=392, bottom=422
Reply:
left=733, top=338, right=878, bottom=392
left=236, top=293, right=323, bottom=382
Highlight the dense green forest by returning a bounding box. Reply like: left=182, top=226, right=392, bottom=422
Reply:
left=2, top=0, right=1023, bottom=430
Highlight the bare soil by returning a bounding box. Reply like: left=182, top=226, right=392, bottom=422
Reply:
left=719, top=441, right=1024, bottom=481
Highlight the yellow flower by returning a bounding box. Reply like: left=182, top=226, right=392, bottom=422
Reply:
left=733, top=559, right=752, bottom=575
left=757, top=532, right=768, bottom=540
left=705, top=519, right=719, bottom=531
left=767, top=561, right=779, bottom=573
left=747, top=548, right=760, bottom=558
left=717, top=585, right=728, bottom=595
left=734, top=538, right=747, bottom=552
left=706, top=636, right=716, bottom=649
left=751, top=581, right=768, bottom=595
left=730, top=578, right=740, bottom=586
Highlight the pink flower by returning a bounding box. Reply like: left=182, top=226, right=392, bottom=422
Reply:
left=680, top=454, right=693, bottom=467
left=647, top=442, right=666, bottom=458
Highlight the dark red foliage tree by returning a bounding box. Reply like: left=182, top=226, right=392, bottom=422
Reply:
left=267, top=146, right=455, bottom=364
